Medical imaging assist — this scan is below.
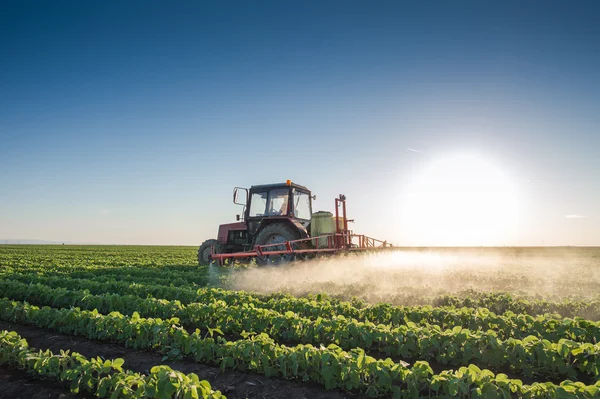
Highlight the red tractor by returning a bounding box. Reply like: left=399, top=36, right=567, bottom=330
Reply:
left=198, top=180, right=392, bottom=266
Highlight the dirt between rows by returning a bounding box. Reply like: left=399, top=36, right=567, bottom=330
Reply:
left=0, top=321, right=363, bottom=399
left=0, top=364, right=86, bottom=399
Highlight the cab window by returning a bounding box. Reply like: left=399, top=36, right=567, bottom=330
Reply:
left=249, top=192, right=267, bottom=217
left=293, top=190, right=311, bottom=220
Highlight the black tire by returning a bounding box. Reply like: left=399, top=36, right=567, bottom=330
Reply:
left=198, top=239, right=220, bottom=266
left=254, top=223, right=301, bottom=266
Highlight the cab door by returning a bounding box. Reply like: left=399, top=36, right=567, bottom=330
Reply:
left=246, top=188, right=292, bottom=236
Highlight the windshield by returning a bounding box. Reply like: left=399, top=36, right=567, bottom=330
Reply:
left=249, top=188, right=290, bottom=217
left=293, top=189, right=311, bottom=220
left=266, top=188, right=289, bottom=216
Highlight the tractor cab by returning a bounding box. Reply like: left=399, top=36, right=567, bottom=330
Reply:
left=242, top=181, right=313, bottom=235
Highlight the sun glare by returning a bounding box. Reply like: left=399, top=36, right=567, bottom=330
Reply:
left=401, top=153, right=519, bottom=246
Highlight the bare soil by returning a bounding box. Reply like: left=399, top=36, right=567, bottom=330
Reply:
left=0, top=321, right=362, bottom=399
left=0, top=364, right=82, bottom=399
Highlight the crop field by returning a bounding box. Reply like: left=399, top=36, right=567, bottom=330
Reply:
left=0, top=245, right=599, bottom=398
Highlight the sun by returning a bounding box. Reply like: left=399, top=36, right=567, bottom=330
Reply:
left=400, top=153, right=519, bottom=246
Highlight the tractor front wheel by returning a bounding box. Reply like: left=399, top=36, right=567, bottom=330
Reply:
left=254, top=223, right=301, bottom=266
left=198, top=239, right=220, bottom=266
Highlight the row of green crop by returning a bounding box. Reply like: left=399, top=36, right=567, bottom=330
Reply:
left=360, top=304, right=600, bottom=344
left=2, top=298, right=599, bottom=398
left=0, top=264, right=213, bottom=287
left=53, top=270, right=208, bottom=288
left=435, top=291, right=600, bottom=321
left=0, top=330, right=224, bottom=398
left=61, top=266, right=213, bottom=286
left=0, top=245, right=198, bottom=268
left=1, top=279, right=599, bottom=382
left=2, top=273, right=599, bottom=346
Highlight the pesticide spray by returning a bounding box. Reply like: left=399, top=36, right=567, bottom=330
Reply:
left=226, top=248, right=600, bottom=305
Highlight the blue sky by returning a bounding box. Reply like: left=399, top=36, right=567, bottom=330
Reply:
left=1, top=1, right=599, bottom=245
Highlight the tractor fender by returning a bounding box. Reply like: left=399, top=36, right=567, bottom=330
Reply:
left=289, top=218, right=309, bottom=239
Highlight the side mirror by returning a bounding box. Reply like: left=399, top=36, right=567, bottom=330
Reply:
left=233, top=187, right=248, bottom=205
left=312, top=195, right=317, bottom=200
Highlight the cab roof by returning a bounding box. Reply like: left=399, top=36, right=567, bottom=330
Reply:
left=250, top=182, right=311, bottom=193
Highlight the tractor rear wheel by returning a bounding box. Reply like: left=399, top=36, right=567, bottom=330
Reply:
left=254, top=223, right=301, bottom=265
left=198, top=239, right=220, bottom=266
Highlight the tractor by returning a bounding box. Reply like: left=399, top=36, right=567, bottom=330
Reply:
left=198, top=180, right=392, bottom=266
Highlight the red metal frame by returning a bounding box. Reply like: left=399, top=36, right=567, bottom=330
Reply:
left=217, top=221, right=246, bottom=245
left=210, top=194, right=392, bottom=265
